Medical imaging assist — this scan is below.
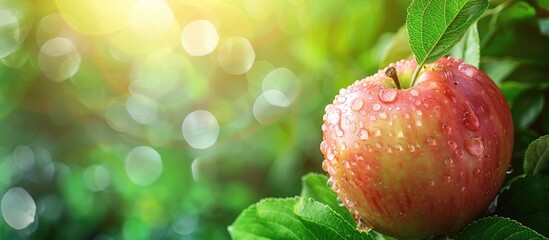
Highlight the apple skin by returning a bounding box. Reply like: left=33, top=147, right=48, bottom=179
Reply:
left=320, top=57, right=513, bottom=238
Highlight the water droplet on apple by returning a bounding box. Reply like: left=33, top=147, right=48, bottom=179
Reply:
left=353, top=141, right=359, bottom=149
left=358, top=128, right=369, bottom=140
left=385, top=146, right=393, bottom=153
left=461, top=186, right=466, bottom=192
left=327, top=108, right=341, bottom=125
left=374, top=128, right=381, bottom=137
left=416, top=110, right=422, bottom=116
left=442, top=175, right=451, bottom=183
left=337, top=96, right=347, bottom=103
left=396, top=131, right=404, bottom=138
left=447, top=140, right=457, bottom=150
left=327, top=177, right=334, bottom=188
left=378, top=112, right=387, bottom=119
left=375, top=143, right=382, bottom=148
left=350, top=97, right=364, bottom=111
left=395, top=144, right=403, bottom=151
left=441, top=123, right=452, bottom=134
left=456, top=148, right=465, bottom=158
left=357, top=217, right=373, bottom=233
left=327, top=151, right=335, bottom=161
left=388, top=120, right=393, bottom=126
left=415, top=119, right=422, bottom=127
left=407, top=89, right=418, bottom=98
left=506, top=165, right=514, bottom=174
left=335, top=126, right=344, bottom=137
left=428, top=180, right=435, bottom=186
left=465, top=136, right=484, bottom=157
left=399, top=211, right=407, bottom=219
left=444, top=157, right=454, bottom=167
left=408, top=144, right=416, bottom=152
left=322, top=160, right=329, bottom=171
left=485, top=196, right=498, bottom=215
left=372, top=103, right=381, bottom=111
left=426, top=137, right=436, bottom=146
left=414, top=99, right=422, bottom=106
left=473, top=168, right=481, bottom=177
left=336, top=196, right=344, bottom=207
left=403, top=113, right=410, bottom=119
left=458, top=64, right=477, bottom=78
left=463, top=102, right=480, bottom=131
left=484, top=170, right=492, bottom=178
left=378, top=88, right=397, bottom=103
left=339, top=142, right=346, bottom=150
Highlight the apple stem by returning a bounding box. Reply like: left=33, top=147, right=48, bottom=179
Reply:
left=385, top=67, right=401, bottom=89
left=409, top=63, right=423, bottom=88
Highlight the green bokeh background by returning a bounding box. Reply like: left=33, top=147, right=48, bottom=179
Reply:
left=1, top=0, right=548, bottom=239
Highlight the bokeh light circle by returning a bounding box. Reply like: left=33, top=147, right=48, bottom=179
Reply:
left=262, top=68, right=300, bottom=105
left=216, top=37, right=255, bottom=75
left=182, top=110, right=220, bottom=149
left=126, top=94, right=159, bottom=125
left=125, top=146, right=163, bottom=186
left=253, top=90, right=289, bottom=125
left=128, top=0, right=175, bottom=41
left=0, top=1, right=33, bottom=58
left=13, top=145, right=35, bottom=171
left=38, top=37, right=81, bottom=82
left=84, top=164, right=111, bottom=192
left=1, top=187, right=36, bottom=230
left=55, top=0, right=136, bottom=35
left=181, top=20, right=219, bottom=56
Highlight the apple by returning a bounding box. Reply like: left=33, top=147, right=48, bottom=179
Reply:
left=320, top=57, right=513, bottom=238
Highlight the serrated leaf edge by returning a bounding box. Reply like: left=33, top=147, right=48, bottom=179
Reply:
left=228, top=197, right=364, bottom=239
left=525, top=135, right=549, bottom=175
left=456, top=215, right=547, bottom=239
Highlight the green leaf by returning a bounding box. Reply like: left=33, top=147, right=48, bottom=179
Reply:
left=480, top=58, right=520, bottom=86
left=524, top=135, right=549, bottom=176
left=497, top=1, right=536, bottom=24
left=500, top=81, right=532, bottom=105
left=450, top=22, right=480, bottom=67
left=456, top=216, right=547, bottom=239
left=228, top=197, right=371, bottom=240
left=511, top=91, right=545, bottom=131
left=301, top=173, right=356, bottom=226
left=380, top=25, right=412, bottom=67
left=407, top=0, right=489, bottom=67
left=539, top=0, right=549, bottom=10
left=495, top=175, right=549, bottom=236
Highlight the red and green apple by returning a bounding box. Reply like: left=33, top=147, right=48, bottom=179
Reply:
left=320, top=57, right=513, bottom=238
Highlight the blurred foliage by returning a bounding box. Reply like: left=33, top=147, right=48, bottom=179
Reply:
left=0, top=0, right=547, bottom=239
